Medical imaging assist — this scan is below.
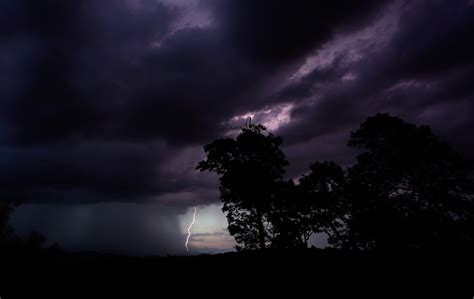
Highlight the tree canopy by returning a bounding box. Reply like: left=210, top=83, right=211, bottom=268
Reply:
left=344, top=113, right=474, bottom=250
left=196, top=124, right=288, bottom=249
left=197, top=114, right=474, bottom=251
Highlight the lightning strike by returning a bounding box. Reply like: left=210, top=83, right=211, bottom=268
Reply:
left=185, top=206, right=197, bottom=252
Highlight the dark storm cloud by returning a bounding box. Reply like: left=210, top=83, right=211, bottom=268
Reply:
left=276, top=0, right=474, bottom=161
left=1, top=0, right=261, bottom=147
left=4, top=142, right=169, bottom=202
left=117, top=27, right=263, bottom=144
left=1, top=140, right=220, bottom=205
left=0, top=0, right=221, bottom=206
left=1, top=0, right=175, bottom=145
left=212, top=0, right=389, bottom=66
left=1, top=0, right=391, bottom=206
left=391, top=0, right=474, bottom=79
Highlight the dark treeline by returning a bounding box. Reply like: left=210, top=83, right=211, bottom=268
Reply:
left=197, top=113, right=474, bottom=251
left=0, top=199, right=59, bottom=263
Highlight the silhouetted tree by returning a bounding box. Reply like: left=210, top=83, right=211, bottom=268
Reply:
left=0, top=200, right=18, bottom=244
left=342, top=113, right=474, bottom=250
left=0, top=196, right=54, bottom=262
left=298, top=161, right=346, bottom=247
left=270, top=162, right=346, bottom=248
left=268, top=180, right=305, bottom=248
left=196, top=124, right=288, bottom=249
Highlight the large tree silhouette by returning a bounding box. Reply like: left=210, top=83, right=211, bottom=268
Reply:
left=343, top=113, right=474, bottom=250
left=298, top=161, right=346, bottom=247
left=268, top=180, right=304, bottom=248
left=196, top=114, right=473, bottom=252
left=196, top=124, right=288, bottom=249
left=270, top=162, right=346, bottom=248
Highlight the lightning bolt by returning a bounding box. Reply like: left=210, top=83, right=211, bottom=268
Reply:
left=185, top=206, right=197, bottom=252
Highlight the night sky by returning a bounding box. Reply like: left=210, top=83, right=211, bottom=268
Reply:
left=2, top=0, right=474, bottom=255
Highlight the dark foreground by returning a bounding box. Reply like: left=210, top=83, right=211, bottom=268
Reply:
left=1, top=248, right=473, bottom=297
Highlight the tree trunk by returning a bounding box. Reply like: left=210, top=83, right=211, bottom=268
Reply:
left=256, top=208, right=266, bottom=250
left=302, top=235, right=308, bottom=248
